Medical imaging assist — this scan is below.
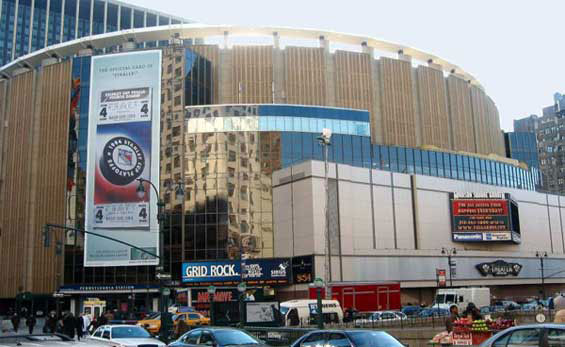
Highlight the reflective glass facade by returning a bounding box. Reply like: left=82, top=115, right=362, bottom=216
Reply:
left=0, top=0, right=190, bottom=67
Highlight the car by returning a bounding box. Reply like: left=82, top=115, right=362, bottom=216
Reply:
left=418, top=307, right=449, bottom=318
left=492, top=300, right=521, bottom=311
left=480, top=324, right=565, bottom=347
left=401, top=305, right=421, bottom=316
left=89, top=324, right=166, bottom=347
left=170, top=327, right=268, bottom=347
left=172, top=312, right=210, bottom=327
left=136, top=312, right=162, bottom=334
left=354, top=311, right=405, bottom=326
left=0, top=334, right=105, bottom=347
left=290, top=329, right=404, bottom=347
left=521, top=301, right=541, bottom=311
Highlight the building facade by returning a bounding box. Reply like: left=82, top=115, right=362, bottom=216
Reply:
left=504, top=132, right=540, bottom=169
left=513, top=114, right=538, bottom=133
left=0, top=25, right=555, bottom=312
left=0, top=0, right=191, bottom=67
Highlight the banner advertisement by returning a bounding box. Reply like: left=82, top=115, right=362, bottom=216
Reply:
left=436, top=269, right=446, bottom=287
left=242, top=258, right=291, bottom=285
left=85, top=50, right=161, bottom=266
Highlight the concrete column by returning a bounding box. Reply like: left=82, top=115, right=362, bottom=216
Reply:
left=320, top=36, right=336, bottom=107
left=103, top=0, right=107, bottom=33
left=74, top=0, right=79, bottom=39
left=44, top=0, right=50, bottom=47
left=272, top=32, right=283, bottom=104
left=89, top=0, right=94, bottom=35
left=59, top=0, right=65, bottom=43
left=116, top=4, right=120, bottom=30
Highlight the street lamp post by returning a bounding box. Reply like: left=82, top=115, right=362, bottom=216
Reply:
left=237, top=282, right=247, bottom=328
left=441, top=247, right=457, bottom=287
left=310, top=278, right=325, bottom=329
left=536, top=251, right=548, bottom=300
left=317, top=129, right=332, bottom=300
left=135, top=177, right=183, bottom=342
left=207, top=285, right=217, bottom=326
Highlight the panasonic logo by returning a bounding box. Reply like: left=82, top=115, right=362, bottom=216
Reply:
left=185, top=264, right=239, bottom=278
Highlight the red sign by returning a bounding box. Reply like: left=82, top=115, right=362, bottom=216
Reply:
left=452, top=199, right=508, bottom=216
left=436, top=269, right=446, bottom=287
left=452, top=199, right=511, bottom=233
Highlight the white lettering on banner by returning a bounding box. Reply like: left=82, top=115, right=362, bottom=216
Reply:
left=453, top=192, right=505, bottom=199
left=185, top=264, right=239, bottom=278
left=244, top=264, right=263, bottom=278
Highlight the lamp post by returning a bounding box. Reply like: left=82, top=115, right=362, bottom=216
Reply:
left=317, top=129, right=332, bottom=300
left=536, top=251, right=548, bottom=300
left=441, top=247, right=457, bottom=287
left=310, top=277, right=324, bottom=329
left=237, top=282, right=247, bottom=328
left=207, top=285, right=216, bottom=326
left=135, top=177, right=183, bottom=342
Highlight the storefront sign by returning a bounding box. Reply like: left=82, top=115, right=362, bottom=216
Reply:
left=59, top=284, right=159, bottom=293
left=182, top=261, right=241, bottom=285
left=292, top=255, right=314, bottom=284
left=242, top=258, right=291, bottom=285
left=450, top=193, right=521, bottom=244
left=85, top=50, right=161, bottom=266
left=476, top=260, right=522, bottom=277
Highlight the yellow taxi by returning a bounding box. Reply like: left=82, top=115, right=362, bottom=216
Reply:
left=137, top=312, right=162, bottom=334
left=173, top=312, right=210, bottom=327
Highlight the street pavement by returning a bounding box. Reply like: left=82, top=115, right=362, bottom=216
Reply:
left=1, top=318, right=46, bottom=336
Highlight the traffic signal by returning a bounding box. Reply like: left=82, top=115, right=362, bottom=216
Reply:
left=42, top=225, right=51, bottom=247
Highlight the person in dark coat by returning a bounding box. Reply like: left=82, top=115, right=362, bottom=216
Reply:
left=75, top=314, right=84, bottom=340
left=46, top=312, right=57, bottom=333
left=26, top=314, right=37, bottom=335
left=11, top=312, right=20, bottom=333
left=62, top=312, right=75, bottom=339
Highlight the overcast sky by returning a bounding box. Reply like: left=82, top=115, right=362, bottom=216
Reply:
left=128, top=0, right=563, bottom=131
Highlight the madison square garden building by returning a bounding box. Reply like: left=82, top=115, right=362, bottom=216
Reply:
left=0, top=24, right=564, bottom=311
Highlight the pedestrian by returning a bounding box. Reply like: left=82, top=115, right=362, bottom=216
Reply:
left=82, top=314, right=91, bottom=336
left=46, top=312, right=57, bottom=333
left=11, top=312, right=20, bottom=333
left=75, top=314, right=84, bottom=340
left=62, top=312, right=75, bottom=339
left=445, top=305, right=460, bottom=332
left=25, top=314, right=36, bottom=335
left=463, top=302, right=483, bottom=321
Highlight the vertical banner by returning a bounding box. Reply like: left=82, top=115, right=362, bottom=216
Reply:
left=85, top=50, right=161, bottom=266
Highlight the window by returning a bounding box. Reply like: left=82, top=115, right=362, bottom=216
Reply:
left=326, top=333, right=351, bottom=347
left=93, top=328, right=103, bottom=338
left=302, top=333, right=326, bottom=347
left=548, top=329, right=565, bottom=346
left=102, top=329, right=110, bottom=339
left=506, top=328, right=540, bottom=347
left=199, top=332, right=215, bottom=345
left=183, top=330, right=201, bottom=344
left=348, top=331, right=404, bottom=347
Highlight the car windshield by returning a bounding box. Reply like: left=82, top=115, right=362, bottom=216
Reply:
left=112, top=326, right=152, bottom=339
left=145, top=313, right=160, bottom=320
left=348, top=331, right=404, bottom=347
left=435, top=294, right=455, bottom=304
left=214, top=330, right=260, bottom=345
left=280, top=307, right=289, bottom=315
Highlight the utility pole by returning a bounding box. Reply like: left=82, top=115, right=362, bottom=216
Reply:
left=441, top=247, right=457, bottom=288
left=317, top=129, right=332, bottom=300
left=536, top=251, right=548, bottom=300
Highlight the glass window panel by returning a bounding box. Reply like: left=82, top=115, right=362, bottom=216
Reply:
left=352, top=136, right=363, bottom=167
left=381, top=146, right=390, bottom=171
left=450, top=154, right=458, bottom=179
left=437, top=152, right=445, bottom=177
left=372, top=145, right=381, bottom=169
left=389, top=147, right=398, bottom=172
left=313, top=134, right=323, bottom=161
left=340, top=120, right=348, bottom=134
left=302, top=133, right=313, bottom=160
left=414, top=149, right=422, bottom=174
left=421, top=151, right=430, bottom=175
left=293, top=117, right=301, bottom=132
left=429, top=151, right=438, bottom=176
left=457, top=155, right=464, bottom=180
left=310, top=118, right=318, bottom=133
left=361, top=137, right=371, bottom=168
left=120, top=7, right=132, bottom=29
left=480, top=160, right=487, bottom=183
left=462, top=156, right=470, bottom=181
left=406, top=148, right=414, bottom=174
left=259, top=116, right=268, bottom=131
left=333, top=135, right=344, bottom=164
left=397, top=147, right=407, bottom=173
left=133, top=9, right=144, bottom=28
left=343, top=136, right=353, bottom=165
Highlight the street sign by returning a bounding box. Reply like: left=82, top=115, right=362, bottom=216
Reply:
left=156, top=273, right=172, bottom=280
left=53, top=293, right=65, bottom=298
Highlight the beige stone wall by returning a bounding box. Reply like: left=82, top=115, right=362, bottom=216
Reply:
left=232, top=46, right=273, bottom=104
left=334, top=50, right=373, bottom=111
left=446, top=74, right=476, bottom=152
left=283, top=46, right=326, bottom=106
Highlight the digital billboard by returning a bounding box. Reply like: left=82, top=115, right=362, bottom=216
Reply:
left=450, top=192, right=521, bottom=243
left=84, top=50, right=161, bottom=266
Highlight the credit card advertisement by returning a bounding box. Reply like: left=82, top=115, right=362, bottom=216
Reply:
left=85, top=50, right=161, bottom=267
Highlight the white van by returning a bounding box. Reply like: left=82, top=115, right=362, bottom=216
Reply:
left=434, top=288, right=491, bottom=311
left=280, top=300, right=343, bottom=326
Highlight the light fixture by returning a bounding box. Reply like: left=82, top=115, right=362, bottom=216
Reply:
left=136, top=178, right=146, bottom=199
left=313, top=277, right=324, bottom=289
left=237, top=282, right=247, bottom=293
left=207, top=285, right=216, bottom=295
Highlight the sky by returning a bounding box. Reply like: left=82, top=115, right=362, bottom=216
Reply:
left=128, top=0, right=564, bottom=131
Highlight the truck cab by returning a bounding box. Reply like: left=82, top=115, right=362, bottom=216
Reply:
left=433, top=288, right=490, bottom=312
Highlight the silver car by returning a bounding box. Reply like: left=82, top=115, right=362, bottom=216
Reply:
left=89, top=325, right=166, bottom=347
left=480, top=324, right=565, bottom=347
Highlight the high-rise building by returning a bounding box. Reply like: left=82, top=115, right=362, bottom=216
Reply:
left=0, top=0, right=192, bottom=67
left=513, top=114, right=538, bottom=133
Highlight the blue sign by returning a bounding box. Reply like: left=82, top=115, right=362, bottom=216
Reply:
left=242, top=258, right=291, bottom=285
left=182, top=261, right=241, bottom=284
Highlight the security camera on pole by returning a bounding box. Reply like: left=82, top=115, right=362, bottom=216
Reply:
left=317, top=128, right=332, bottom=300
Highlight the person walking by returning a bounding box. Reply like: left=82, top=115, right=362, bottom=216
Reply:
left=82, top=314, right=91, bottom=336
left=445, top=305, right=460, bottom=332
left=11, top=312, right=20, bottom=333
left=75, top=314, right=84, bottom=340
left=46, top=312, right=57, bottom=333
left=62, top=312, right=75, bottom=339
left=25, top=314, right=36, bottom=335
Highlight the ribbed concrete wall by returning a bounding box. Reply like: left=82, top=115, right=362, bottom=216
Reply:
left=212, top=45, right=504, bottom=157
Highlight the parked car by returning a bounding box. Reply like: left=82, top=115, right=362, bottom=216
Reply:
left=89, top=325, right=166, bottom=347
left=521, top=301, right=542, bottom=311
left=401, top=305, right=421, bottom=316
left=418, top=307, right=449, bottom=317
left=136, top=313, right=162, bottom=334
left=493, top=300, right=521, bottom=311
left=354, top=311, right=405, bottom=326
left=290, top=329, right=404, bottom=347
left=170, top=327, right=267, bottom=347
left=480, top=324, right=565, bottom=347
left=0, top=334, right=104, bottom=347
